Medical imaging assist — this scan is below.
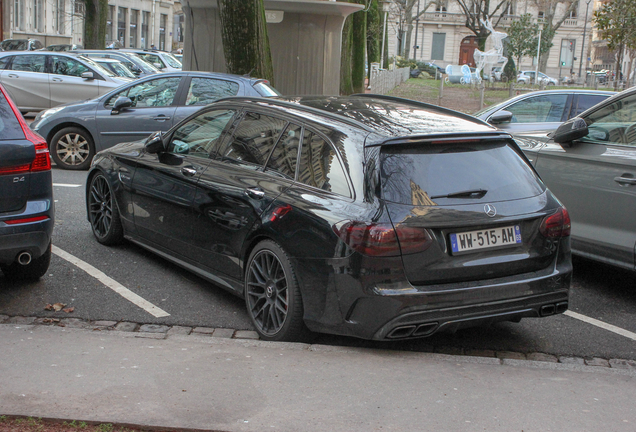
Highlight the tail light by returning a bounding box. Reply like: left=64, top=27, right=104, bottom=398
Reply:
left=540, top=207, right=571, bottom=238
left=0, top=86, right=50, bottom=175
left=333, top=221, right=432, bottom=257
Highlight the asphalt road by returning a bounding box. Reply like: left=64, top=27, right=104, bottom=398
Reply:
left=1, top=167, right=635, bottom=361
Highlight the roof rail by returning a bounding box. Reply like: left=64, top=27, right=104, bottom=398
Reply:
left=212, top=96, right=378, bottom=132
left=351, top=93, right=491, bottom=126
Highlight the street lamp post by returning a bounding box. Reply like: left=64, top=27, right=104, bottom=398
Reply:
left=413, top=0, right=421, bottom=60
left=380, top=0, right=390, bottom=68
left=535, top=24, right=543, bottom=85
left=578, top=0, right=593, bottom=83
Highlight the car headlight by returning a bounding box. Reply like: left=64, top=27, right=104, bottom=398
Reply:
left=35, top=106, right=65, bottom=122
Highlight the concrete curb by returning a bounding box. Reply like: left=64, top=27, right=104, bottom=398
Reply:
left=1, top=314, right=635, bottom=376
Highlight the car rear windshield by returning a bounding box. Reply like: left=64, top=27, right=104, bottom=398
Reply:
left=253, top=81, right=281, bottom=96
left=0, top=91, right=25, bottom=140
left=380, top=140, right=543, bottom=205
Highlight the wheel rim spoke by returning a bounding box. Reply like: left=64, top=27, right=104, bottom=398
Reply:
left=89, top=176, right=113, bottom=238
left=247, top=250, right=289, bottom=336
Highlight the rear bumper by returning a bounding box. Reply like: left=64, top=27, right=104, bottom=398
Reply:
left=297, top=253, right=571, bottom=341
left=0, top=199, right=54, bottom=265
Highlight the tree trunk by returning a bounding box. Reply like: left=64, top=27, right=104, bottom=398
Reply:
left=83, top=0, right=108, bottom=49
left=217, top=0, right=274, bottom=83
left=352, top=9, right=367, bottom=93
left=367, top=0, right=381, bottom=75
left=340, top=11, right=354, bottom=95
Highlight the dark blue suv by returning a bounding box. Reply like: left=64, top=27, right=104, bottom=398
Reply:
left=0, top=84, right=54, bottom=280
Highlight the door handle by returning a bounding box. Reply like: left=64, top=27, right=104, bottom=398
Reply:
left=52, top=78, right=63, bottom=82
left=7, top=74, right=18, bottom=78
left=181, top=167, right=197, bottom=177
left=614, top=176, right=636, bottom=185
left=153, top=115, right=171, bottom=122
left=245, top=187, right=265, bottom=199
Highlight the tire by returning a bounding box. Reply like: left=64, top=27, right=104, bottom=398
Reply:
left=245, top=240, right=309, bottom=342
left=88, top=173, right=124, bottom=245
left=1, top=242, right=51, bottom=281
left=50, top=127, right=95, bottom=170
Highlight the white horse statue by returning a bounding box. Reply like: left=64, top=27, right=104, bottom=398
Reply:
left=473, top=19, right=508, bottom=83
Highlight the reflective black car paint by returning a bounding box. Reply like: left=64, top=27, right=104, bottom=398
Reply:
left=87, top=96, right=571, bottom=340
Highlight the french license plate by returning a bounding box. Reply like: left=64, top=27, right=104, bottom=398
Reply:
left=450, top=225, right=522, bottom=254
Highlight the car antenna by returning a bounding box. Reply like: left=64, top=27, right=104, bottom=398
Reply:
left=243, top=68, right=254, bottom=78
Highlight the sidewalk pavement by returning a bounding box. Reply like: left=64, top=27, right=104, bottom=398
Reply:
left=1, top=323, right=635, bottom=432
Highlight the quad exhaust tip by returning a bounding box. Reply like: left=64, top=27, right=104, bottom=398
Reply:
left=17, top=251, right=32, bottom=266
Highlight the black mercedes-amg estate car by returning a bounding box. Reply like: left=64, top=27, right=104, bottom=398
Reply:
left=86, top=95, right=572, bottom=341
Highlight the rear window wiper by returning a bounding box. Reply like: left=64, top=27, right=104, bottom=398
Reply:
left=430, top=189, right=487, bottom=199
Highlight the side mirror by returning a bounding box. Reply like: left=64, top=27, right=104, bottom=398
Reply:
left=145, top=131, right=165, bottom=154
left=553, top=117, right=588, bottom=145
left=111, top=96, right=133, bottom=115
left=81, top=71, right=94, bottom=80
left=154, top=62, right=163, bottom=69
left=489, top=110, right=513, bottom=124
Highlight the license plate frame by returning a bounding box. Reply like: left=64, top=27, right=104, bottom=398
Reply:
left=450, top=225, right=522, bottom=254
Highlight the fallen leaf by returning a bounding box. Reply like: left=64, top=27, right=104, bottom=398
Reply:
left=52, top=303, right=66, bottom=311
left=44, top=304, right=54, bottom=311
left=62, top=307, right=75, bottom=313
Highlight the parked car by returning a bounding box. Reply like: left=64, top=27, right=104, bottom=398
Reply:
left=0, top=39, right=43, bottom=51
left=0, top=51, right=133, bottom=112
left=514, top=87, right=636, bottom=271
left=72, top=49, right=162, bottom=78
left=43, top=44, right=84, bottom=51
left=474, top=89, right=614, bottom=134
left=30, top=71, right=280, bottom=170
left=117, top=49, right=182, bottom=72
left=90, top=57, right=137, bottom=79
left=0, top=83, right=54, bottom=280
left=517, top=70, right=558, bottom=86
left=86, top=94, right=572, bottom=341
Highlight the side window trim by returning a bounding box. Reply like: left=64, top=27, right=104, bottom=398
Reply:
left=261, top=120, right=293, bottom=173
left=296, top=126, right=354, bottom=199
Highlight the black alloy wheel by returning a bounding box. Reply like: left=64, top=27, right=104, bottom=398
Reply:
left=88, top=173, right=123, bottom=245
left=245, top=240, right=307, bottom=342
left=50, top=127, right=95, bottom=170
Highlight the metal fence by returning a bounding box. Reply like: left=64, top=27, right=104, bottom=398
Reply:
left=368, top=67, right=411, bottom=95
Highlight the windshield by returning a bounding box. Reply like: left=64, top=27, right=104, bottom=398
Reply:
left=124, top=53, right=162, bottom=73
left=79, top=56, right=117, bottom=77
left=102, top=61, right=136, bottom=78
left=162, top=53, right=182, bottom=68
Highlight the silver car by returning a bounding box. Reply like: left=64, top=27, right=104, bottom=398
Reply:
left=517, top=71, right=559, bottom=86
left=514, top=87, right=636, bottom=271
left=0, top=51, right=132, bottom=112
left=118, top=49, right=182, bottom=72
left=90, top=57, right=137, bottom=79
left=474, top=89, right=614, bottom=134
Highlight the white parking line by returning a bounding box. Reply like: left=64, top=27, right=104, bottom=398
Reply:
left=565, top=310, right=636, bottom=342
left=52, top=245, right=170, bottom=318
left=53, top=183, right=82, bottom=188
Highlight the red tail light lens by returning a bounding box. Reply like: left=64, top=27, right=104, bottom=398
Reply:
left=333, top=221, right=432, bottom=256
left=540, top=207, right=571, bottom=238
left=31, top=141, right=51, bottom=172
left=4, top=215, right=50, bottom=225
left=0, top=85, right=50, bottom=174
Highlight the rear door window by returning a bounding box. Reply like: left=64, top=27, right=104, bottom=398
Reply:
left=185, top=77, right=239, bottom=106
left=572, top=94, right=610, bottom=117
left=265, top=123, right=302, bottom=179
left=217, top=111, right=287, bottom=168
left=9, top=55, right=46, bottom=73
left=380, top=141, right=543, bottom=205
left=297, top=129, right=350, bottom=197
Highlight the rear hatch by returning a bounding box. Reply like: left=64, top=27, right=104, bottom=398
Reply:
left=379, top=136, right=562, bottom=285
left=0, top=90, right=32, bottom=213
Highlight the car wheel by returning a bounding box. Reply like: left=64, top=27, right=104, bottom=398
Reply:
left=50, top=127, right=95, bottom=170
left=245, top=240, right=308, bottom=342
left=1, top=242, right=51, bottom=281
left=88, top=173, right=124, bottom=245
